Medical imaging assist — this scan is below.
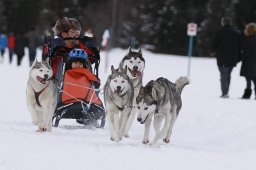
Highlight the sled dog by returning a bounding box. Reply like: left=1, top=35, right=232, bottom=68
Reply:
left=26, top=60, right=57, bottom=132
left=118, top=47, right=145, bottom=136
left=136, top=77, right=189, bottom=145
left=104, top=66, right=134, bottom=141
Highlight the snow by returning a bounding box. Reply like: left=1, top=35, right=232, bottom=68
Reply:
left=0, top=48, right=256, bottom=170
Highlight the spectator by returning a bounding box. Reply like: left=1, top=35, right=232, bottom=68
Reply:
left=0, top=33, right=8, bottom=63
left=240, top=23, right=256, bottom=99
left=8, top=32, right=15, bottom=64
left=101, top=29, right=110, bottom=50
left=211, top=17, right=242, bottom=98
left=14, top=33, right=26, bottom=66
left=26, top=27, right=40, bottom=66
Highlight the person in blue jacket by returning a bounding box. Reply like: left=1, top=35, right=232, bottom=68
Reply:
left=0, top=33, right=8, bottom=63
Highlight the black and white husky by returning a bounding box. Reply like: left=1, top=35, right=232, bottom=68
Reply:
left=26, top=60, right=57, bottom=132
left=136, top=77, right=189, bottom=145
left=103, top=66, right=134, bottom=142
left=118, top=47, right=145, bottom=136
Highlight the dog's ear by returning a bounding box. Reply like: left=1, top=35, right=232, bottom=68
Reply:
left=138, top=48, right=142, bottom=55
left=111, top=65, right=114, bottom=73
left=43, top=60, right=51, bottom=69
left=128, top=46, right=132, bottom=53
left=43, top=57, right=50, bottom=64
left=111, top=65, right=116, bottom=74
left=151, top=86, right=158, bottom=101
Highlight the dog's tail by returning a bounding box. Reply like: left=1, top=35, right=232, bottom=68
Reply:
left=175, top=76, right=190, bottom=94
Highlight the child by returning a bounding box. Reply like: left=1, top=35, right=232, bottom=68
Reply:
left=65, top=48, right=100, bottom=89
left=62, top=48, right=101, bottom=125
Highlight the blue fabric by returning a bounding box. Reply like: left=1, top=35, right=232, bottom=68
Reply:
left=0, top=35, right=8, bottom=49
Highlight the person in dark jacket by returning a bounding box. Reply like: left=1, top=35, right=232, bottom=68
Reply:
left=26, top=27, right=40, bottom=66
left=211, top=17, right=242, bottom=98
left=240, top=23, right=256, bottom=99
left=14, top=33, right=26, bottom=66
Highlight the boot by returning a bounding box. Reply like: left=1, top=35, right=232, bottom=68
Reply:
left=241, top=88, right=251, bottom=99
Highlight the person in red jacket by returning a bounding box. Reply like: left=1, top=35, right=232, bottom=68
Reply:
left=8, top=32, right=15, bottom=64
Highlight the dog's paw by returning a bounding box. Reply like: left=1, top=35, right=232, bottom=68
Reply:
left=163, top=138, right=170, bottom=143
left=110, top=137, right=122, bottom=142
left=36, top=127, right=47, bottom=132
left=142, top=139, right=149, bottom=144
left=110, top=137, right=121, bottom=142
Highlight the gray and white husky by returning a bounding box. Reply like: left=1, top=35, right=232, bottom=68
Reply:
left=136, top=77, right=189, bottom=145
left=118, top=47, right=145, bottom=136
left=103, top=66, right=134, bottom=142
left=26, top=60, right=57, bottom=132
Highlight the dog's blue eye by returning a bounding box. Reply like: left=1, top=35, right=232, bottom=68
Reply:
left=138, top=61, right=141, bottom=63
left=39, top=70, right=43, bottom=72
left=144, top=107, right=148, bottom=110
left=121, top=80, right=125, bottom=83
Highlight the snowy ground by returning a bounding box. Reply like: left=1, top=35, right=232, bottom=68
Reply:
left=0, top=48, right=255, bottom=170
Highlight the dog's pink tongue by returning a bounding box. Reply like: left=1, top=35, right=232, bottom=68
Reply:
left=133, top=70, right=142, bottom=77
left=37, top=76, right=43, bottom=82
left=36, top=76, right=46, bottom=84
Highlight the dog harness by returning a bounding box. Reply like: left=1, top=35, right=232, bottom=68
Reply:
left=114, top=93, right=133, bottom=111
left=32, top=85, right=48, bottom=107
left=30, top=76, right=57, bottom=107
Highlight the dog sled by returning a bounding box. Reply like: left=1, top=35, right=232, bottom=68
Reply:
left=42, top=36, right=105, bottom=128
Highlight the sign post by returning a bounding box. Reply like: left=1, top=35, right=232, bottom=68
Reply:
left=187, top=23, right=197, bottom=78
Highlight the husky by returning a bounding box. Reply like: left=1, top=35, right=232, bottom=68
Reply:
left=136, top=77, right=189, bottom=145
left=103, top=66, right=134, bottom=141
left=118, top=47, right=145, bottom=136
left=26, top=60, right=57, bottom=132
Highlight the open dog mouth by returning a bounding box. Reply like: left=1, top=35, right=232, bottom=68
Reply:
left=128, top=68, right=142, bottom=77
left=36, top=76, right=47, bottom=84
left=114, top=89, right=123, bottom=95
